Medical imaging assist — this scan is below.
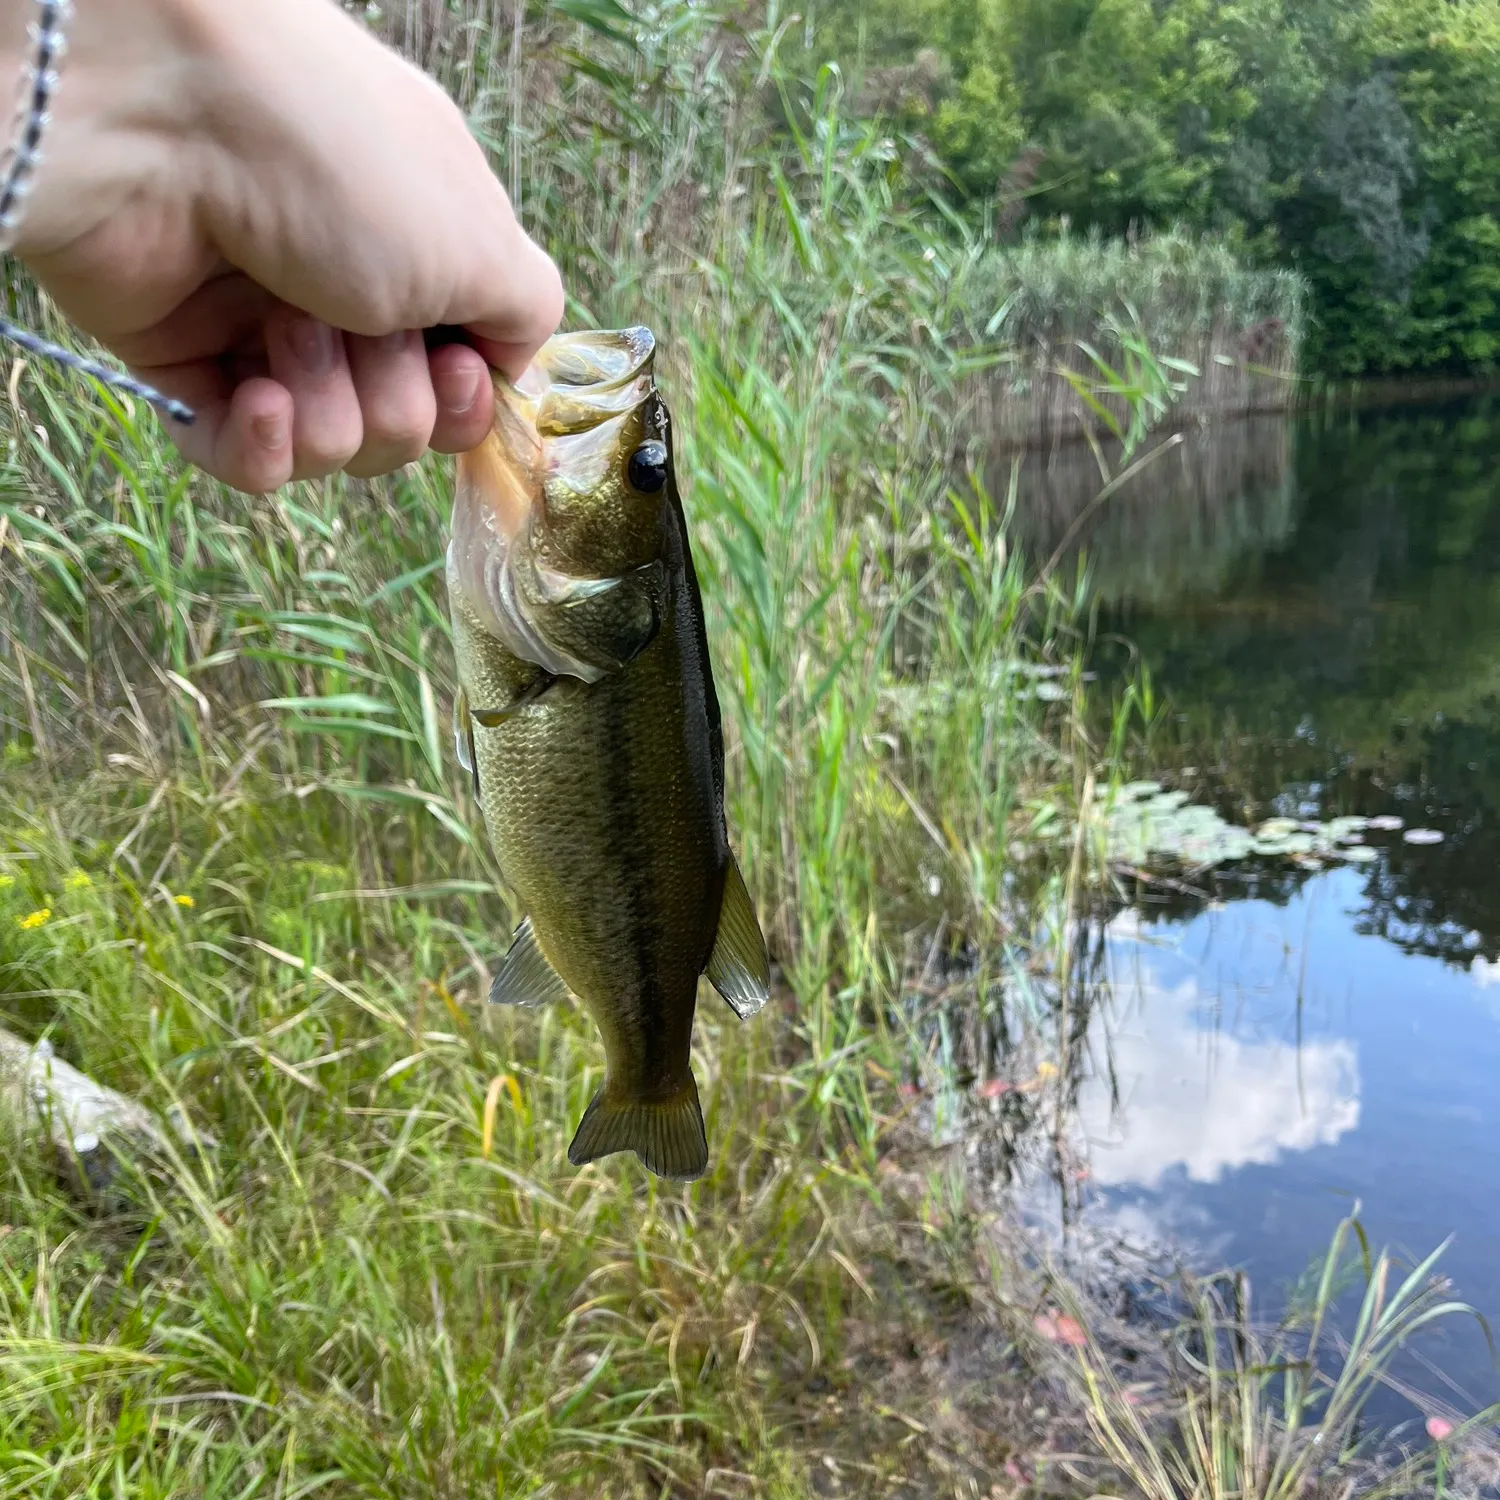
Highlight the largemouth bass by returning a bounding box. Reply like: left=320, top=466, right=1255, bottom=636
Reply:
left=447, top=326, right=770, bottom=1182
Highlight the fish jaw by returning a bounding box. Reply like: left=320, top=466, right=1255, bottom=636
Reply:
left=445, top=524, right=611, bottom=685
left=449, top=328, right=674, bottom=682
left=449, top=377, right=599, bottom=675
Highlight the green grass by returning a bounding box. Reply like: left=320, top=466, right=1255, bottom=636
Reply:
left=0, top=4, right=1486, bottom=1495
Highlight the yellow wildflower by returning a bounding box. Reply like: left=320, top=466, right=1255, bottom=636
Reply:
left=0, top=874, right=13, bottom=890
left=173, top=894, right=195, bottom=908
left=1036, top=1060, right=1059, bottom=1080
left=16, top=908, right=51, bottom=930
left=64, top=870, right=92, bottom=890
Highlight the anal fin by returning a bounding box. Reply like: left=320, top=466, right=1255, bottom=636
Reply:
left=706, top=855, right=771, bottom=1020
left=489, top=917, right=572, bottom=1009
left=568, top=1074, right=708, bottom=1181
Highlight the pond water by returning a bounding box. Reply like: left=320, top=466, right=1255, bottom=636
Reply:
left=1009, top=395, right=1500, bottom=1422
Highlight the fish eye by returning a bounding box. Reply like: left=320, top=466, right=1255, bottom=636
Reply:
left=627, top=440, right=669, bottom=494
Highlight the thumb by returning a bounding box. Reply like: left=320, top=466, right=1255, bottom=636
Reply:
left=457, top=234, right=566, bottom=382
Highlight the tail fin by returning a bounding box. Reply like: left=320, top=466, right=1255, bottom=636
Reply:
left=567, top=1074, right=708, bottom=1182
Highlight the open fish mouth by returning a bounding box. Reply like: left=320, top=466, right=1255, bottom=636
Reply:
left=533, top=325, right=655, bottom=390
left=515, top=326, right=662, bottom=438
left=449, top=326, right=671, bottom=683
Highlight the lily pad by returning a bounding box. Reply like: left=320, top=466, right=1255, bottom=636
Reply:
left=1257, top=817, right=1301, bottom=840
left=1325, top=816, right=1370, bottom=840
left=1093, top=785, right=1409, bottom=882
left=1254, top=831, right=1317, bottom=856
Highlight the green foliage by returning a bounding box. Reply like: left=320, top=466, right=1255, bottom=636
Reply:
left=1340, top=0, right=1500, bottom=372
left=966, top=225, right=1304, bottom=351
left=803, top=0, right=1025, bottom=197
left=804, top=0, right=1500, bottom=377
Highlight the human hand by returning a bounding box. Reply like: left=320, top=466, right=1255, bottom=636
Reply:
left=3, top=0, right=563, bottom=493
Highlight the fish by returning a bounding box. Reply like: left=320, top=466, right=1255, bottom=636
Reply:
left=446, top=325, right=771, bottom=1182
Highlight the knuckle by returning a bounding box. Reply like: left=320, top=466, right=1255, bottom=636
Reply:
left=294, top=422, right=364, bottom=479
left=365, top=403, right=432, bottom=463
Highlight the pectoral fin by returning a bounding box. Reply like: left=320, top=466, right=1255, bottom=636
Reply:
left=456, top=679, right=556, bottom=799
left=705, top=856, right=771, bottom=1020
left=453, top=688, right=478, bottom=796
left=470, top=671, right=557, bottom=729
left=489, top=917, right=572, bottom=1009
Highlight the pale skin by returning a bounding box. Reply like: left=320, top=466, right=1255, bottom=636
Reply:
left=0, top=0, right=564, bottom=493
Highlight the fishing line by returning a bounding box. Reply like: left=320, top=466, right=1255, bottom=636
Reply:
left=0, top=0, right=196, bottom=425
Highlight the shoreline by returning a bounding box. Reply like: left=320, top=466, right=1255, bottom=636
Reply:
left=982, top=371, right=1500, bottom=458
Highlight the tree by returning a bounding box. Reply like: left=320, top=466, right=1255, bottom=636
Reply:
left=805, top=0, right=1500, bottom=375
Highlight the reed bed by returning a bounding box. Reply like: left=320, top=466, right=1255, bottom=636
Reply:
left=965, top=228, right=1308, bottom=448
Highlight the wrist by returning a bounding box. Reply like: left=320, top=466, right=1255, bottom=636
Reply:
left=5, top=0, right=216, bottom=261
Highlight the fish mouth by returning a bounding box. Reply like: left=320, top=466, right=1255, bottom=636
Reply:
left=534, top=326, right=655, bottom=389
left=527, top=327, right=660, bottom=437
left=450, top=327, right=667, bottom=683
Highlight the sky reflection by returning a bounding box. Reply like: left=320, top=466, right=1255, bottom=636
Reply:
left=1077, top=913, right=1361, bottom=1190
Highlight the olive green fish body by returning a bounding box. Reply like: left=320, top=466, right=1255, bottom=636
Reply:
left=448, top=328, right=768, bottom=1181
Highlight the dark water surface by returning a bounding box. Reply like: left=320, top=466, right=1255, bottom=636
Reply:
left=1013, top=395, right=1500, bottom=1420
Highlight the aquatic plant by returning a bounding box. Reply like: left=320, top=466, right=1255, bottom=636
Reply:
left=963, top=226, right=1308, bottom=447
left=1094, top=781, right=1392, bottom=874
left=1062, top=1211, right=1500, bottom=1500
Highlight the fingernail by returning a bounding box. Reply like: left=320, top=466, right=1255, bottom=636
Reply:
left=252, top=412, right=288, bottom=450
left=435, top=363, right=486, bottom=415
left=287, top=317, right=337, bottom=376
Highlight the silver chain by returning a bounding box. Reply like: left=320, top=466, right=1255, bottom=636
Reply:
left=0, top=0, right=196, bottom=425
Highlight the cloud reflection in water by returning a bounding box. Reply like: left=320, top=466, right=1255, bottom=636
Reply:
left=1076, top=913, right=1362, bottom=1191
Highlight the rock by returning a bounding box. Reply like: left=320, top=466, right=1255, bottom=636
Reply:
left=0, top=1027, right=166, bottom=1196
